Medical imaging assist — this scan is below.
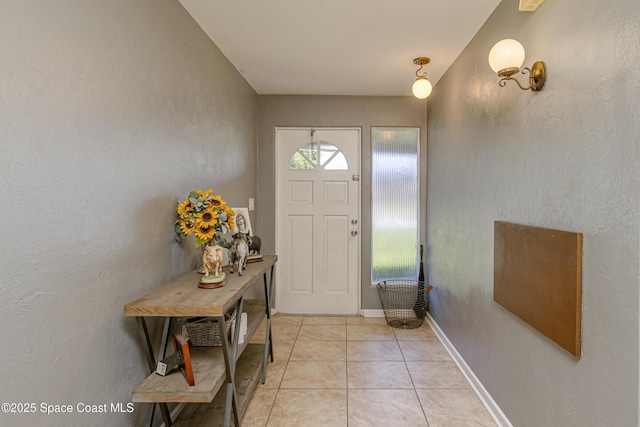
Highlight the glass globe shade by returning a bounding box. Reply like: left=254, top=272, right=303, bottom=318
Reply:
left=488, top=39, right=525, bottom=73
left=412, top=77, right=432, bottom=99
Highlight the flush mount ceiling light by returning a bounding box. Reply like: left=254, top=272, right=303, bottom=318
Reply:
left=488, top=39, right=546, bottom=91
left=412, top=57, right=433, bottom=99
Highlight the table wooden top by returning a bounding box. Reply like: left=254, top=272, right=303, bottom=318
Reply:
left=124, top=255, right=277, bottom=317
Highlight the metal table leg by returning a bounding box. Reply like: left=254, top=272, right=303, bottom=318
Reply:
left=261, top=265, right=275, bottom=383
left=219, top=297, right=245, bottom=427
left=135, top=317, right=172, bottom=427
left=268, top=266, right=275, bottom=362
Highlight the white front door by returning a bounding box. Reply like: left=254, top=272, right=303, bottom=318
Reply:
left=276, top=128, right=360, bottom=315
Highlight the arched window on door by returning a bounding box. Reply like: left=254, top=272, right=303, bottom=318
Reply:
left=289, top=140, right=348, bottom=171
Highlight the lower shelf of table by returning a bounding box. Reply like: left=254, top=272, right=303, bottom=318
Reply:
left=170, top=344, right=265, bottom=426
left=132, top=300, right=267, bottom=403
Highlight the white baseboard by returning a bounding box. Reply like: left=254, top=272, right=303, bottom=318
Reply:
left=425, top=313, right=512, bottom=427
left=359, top=309, right=385, bottom=317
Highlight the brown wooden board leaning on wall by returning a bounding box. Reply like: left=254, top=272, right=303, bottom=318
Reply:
left=494, top=221, right=583, bottom=356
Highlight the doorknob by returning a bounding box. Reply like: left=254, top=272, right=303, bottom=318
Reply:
left=351, top=229, right=358, bottom=236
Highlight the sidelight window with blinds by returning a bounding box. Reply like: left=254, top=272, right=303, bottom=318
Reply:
left=371, top=127, right=420, bottom=283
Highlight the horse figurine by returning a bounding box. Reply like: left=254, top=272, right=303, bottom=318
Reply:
left=229, top=233, right=250, bottom=276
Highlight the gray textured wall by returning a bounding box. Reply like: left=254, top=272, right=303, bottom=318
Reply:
left=256, top=96, right=427, bottom=310
left=0, top=1, right=256, bottom=425
left=427, top=0, right=640, bottom=425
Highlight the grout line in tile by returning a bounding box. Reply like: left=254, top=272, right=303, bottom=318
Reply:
left=261, top=315, right=493, bottom=427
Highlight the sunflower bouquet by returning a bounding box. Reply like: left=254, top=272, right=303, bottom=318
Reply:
left=175, top=189, right=235, bottom=248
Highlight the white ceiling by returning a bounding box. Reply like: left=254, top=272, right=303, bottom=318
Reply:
left=179, top=0, right=501, bottom=96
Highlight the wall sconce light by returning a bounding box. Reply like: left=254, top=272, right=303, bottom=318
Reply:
left=412, top=57, right=433, bottom=99
left=488, top=39, right=546, bottom=91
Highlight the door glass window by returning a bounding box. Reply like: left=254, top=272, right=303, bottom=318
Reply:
left=371, top=127, right=420, bottom=283
left=289, top=140, right=348, bottom=170
left=289, top=151, right=315, bottom=170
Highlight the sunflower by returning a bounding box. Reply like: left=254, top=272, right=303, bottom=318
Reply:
left=195, top=208, right=219, bottom=228
left=177, top=199, right=194, bottom=216
left=179, top=218, right=195, bottom=235
left=195, top=223, right=216, bottom=242
left=210, top=195, right=226, bottom=208
left=224, top=206, right=236, bottom=229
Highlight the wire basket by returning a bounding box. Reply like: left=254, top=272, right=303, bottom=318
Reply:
left=184, top=310, right=236, bottom=346
left=377, top=280, right=430, bottom=329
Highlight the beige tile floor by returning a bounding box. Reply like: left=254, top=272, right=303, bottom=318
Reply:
left=243, top=315, right=498, bottom=427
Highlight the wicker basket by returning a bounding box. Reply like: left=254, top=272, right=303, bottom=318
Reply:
left=377, top=280, right=431, bottom=329
left=185, top=310, right=236, bottom=347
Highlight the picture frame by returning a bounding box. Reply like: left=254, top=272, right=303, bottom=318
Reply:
left=231, top=207, right=252, bottom=236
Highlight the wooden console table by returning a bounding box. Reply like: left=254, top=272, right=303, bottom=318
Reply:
left=124, top=255, right=277, bottom=427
